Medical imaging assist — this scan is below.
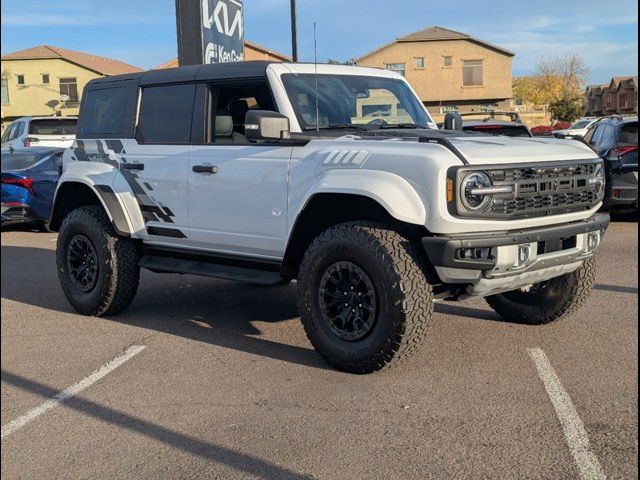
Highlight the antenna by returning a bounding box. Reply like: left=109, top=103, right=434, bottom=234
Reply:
left=314, top=21, right=320, bottom=135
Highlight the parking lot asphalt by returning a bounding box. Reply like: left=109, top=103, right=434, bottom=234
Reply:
left=1, top=216, right=637, bottom=480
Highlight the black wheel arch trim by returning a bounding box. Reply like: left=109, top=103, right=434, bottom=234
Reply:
left=93, top=184, right=131, bottom=237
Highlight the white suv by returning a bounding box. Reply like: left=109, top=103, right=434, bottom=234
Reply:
left=1, top=116, right=77, bottom=150
left=553, top=117, right=600, bottom=139
left=49, top=62, right=609, bottom=373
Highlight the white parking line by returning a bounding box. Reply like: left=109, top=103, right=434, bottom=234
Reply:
left=528, top=348, right=606, bottom=480
left=1, top=345, right=146, bottom=440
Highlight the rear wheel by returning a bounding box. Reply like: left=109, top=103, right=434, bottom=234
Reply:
left=485, top=257, right=596, bottom=325
left=56, top=206, right=140, bottom=316
left=297, top=222, right=434, bottom=374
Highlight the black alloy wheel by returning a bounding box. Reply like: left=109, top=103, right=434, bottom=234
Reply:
left=318, top=261, right=377, bottom=341
left=66, top=234, right=99, bottom=292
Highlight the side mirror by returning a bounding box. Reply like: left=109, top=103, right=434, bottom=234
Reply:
left=245, top=110, right=290, bottom=142
left=444, top=112, right=463, bottom=131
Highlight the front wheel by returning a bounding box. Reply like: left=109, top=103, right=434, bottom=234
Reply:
left=56, top=206, right=140, bottom=316
left=485, top=257, right=596, bottom=325
left=297, top=222, right=434, bottom=374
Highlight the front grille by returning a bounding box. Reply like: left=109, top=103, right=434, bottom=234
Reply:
left=498, top=191, right=599, bottom=215
left=453, top=159, right=604, bottom=219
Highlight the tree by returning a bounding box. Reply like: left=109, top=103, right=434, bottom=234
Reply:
left=513, top=52, right=589, bottom=114
left=549, top=94, right=585, bottom=122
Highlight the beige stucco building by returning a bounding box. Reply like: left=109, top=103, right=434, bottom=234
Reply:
left=356, top=26, right=514, bottom=121
left=1, top=45, right=142, bottom=131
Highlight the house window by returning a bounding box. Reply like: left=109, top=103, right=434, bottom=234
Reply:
left=59, top=78, right=79, bottom=102
left=462, top=60, right=483, bottom=86
left=619, top=93, right=627, bottom=108
left=1, top=78, right=9, bottom=104
left=16, top=75, right=25, bottom=85
left=443, top=56, right=453, bottom=67
left=414, top=57, right=425, bottom=69
left=42, top=74, right=50, bottom=84
left=385, top=63, right=406, bottom=77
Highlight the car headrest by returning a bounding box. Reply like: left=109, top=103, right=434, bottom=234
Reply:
left=214, top=114, right=233, bottom=137
left=229, top=99, right=249, bottom=124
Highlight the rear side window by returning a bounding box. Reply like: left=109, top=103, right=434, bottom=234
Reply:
left=137, top=84, right=196, bottom=144
left=618, top=122, right=638, bottom=145
left=79, top=86, right=131, bottom=137
left=29, top=119, right=77, bottom=135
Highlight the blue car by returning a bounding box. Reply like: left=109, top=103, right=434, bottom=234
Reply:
left=1, top=147, right=64, bottom=228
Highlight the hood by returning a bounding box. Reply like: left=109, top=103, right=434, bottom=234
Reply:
left=444, top=135, right=597, bottom=165
left=329, top=128, right=598, bottom=166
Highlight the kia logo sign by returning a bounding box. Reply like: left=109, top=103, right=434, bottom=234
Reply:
left=202, top=0, right=243, bottom=39
left=201, top=0, right=244, bottom=64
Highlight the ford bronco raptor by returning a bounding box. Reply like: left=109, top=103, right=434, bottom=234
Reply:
left=50, top=62, right=609, bottom=373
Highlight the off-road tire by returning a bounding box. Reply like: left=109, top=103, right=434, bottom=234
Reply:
left=485, top=257, right=596, bottom=325
left=57, top=206, right=140, bottom=316
left=297, top=222, right=434, bottom=374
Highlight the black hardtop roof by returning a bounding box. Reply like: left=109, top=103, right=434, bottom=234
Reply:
left=87, top=61, right=274, bottom=88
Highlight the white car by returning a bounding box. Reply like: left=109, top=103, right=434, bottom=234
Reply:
left=553, top=117, right=599, bottom=139
left=49, top=62, right=609, bottom=373
left=1, top=116, right=77, bottom=150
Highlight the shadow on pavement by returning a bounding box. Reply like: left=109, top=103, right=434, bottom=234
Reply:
left=434, top=303, right=502, bottom=322
left=594, top=284, right=638, bottom=295
left=1, top=370, right=312, bottom=480
left=0, top=244, right=329, bottom=371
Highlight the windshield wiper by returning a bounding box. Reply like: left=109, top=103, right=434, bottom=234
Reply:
left=303, top=124, right=371, bottom=132
left=378, top=123, right=426, bottom=129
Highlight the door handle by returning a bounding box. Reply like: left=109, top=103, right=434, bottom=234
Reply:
left=192, top=165, right=219, bottom=174
left=121, top=163, right=144, bottom=171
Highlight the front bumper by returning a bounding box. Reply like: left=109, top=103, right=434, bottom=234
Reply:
left=422, top=213, right=610, bottom=296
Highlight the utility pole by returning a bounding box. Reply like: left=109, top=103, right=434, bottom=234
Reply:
left=290, top=0, right=298, bottom=62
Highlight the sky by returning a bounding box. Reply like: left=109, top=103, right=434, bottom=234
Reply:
left=1, top=0, right=637, bottom=84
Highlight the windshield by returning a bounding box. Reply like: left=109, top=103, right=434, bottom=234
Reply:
left=281, top=74, right=432, bottom=130
left=29, top=119, right=77, bottom=135
left=570, top=120, right=592, bottom=130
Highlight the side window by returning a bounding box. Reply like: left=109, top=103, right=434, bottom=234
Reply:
left=137, top=84, right=196, bottom=144
left=588, top=125, right=604, bottom=146
left=13, top=122, right=25, bottom=138
left=599, top=125, right=615, bottom=147
left=206, top=83, right=275, bottom=144
left=1, top=124, right=14, bottom=144
left=79, top=87, right=130, bottom=137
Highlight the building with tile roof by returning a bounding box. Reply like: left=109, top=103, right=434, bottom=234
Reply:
left=1, top=45, right=142, bottom=129
left=156, top=40, right=291, bottom=69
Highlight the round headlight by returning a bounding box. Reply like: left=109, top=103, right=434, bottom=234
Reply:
left=461, top=172, right=493, bottom=210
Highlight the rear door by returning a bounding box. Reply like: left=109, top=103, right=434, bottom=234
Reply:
left=123, top=83, right=196, bottom=244
left=187, top=82, right=291, bottom=258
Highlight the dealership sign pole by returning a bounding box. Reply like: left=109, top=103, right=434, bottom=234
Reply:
left=175, top=0, right=245, bottom=66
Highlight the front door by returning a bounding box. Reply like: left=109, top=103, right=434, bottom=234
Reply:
left=188, top=83, right=291, bottom=259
